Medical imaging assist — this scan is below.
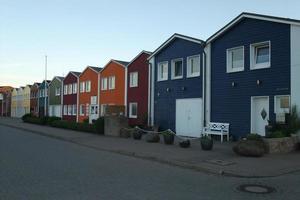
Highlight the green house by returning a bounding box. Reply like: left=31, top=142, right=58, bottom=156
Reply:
left=49, top=76, right=64, bottom=117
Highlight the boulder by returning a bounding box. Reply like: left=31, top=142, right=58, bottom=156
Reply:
left=146, top=133, right=160, bottom=143
left=233, top=140, right=265, bottom=157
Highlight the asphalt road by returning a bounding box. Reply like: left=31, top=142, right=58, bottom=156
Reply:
left=0, top=125, right=299, bottom=200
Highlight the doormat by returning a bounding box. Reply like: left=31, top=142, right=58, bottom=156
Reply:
left=205, top=159, right=235, bottom=166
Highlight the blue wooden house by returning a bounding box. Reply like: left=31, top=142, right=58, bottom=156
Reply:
left=206, top=13, right=300, bottom=138
left=148, top=34, right=206, bottom=137
left=38, top=80, right=51, bottom=117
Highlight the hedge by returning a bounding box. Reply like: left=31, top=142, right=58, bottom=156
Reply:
left=22, top=114, right=104, bottom=134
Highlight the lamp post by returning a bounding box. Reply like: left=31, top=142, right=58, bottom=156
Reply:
left=44, top=55, right=47, bottom=116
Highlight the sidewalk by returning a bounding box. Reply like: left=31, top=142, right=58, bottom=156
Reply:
left=1, top=117, right=300, bottom=178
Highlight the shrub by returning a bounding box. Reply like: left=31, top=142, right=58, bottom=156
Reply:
left=246, top=133, right=263, bottom=141
left=267, top=131, right=286, bottom=138
left=46, top=116, right=61, bottom=125
left=50, top=120, right=95, bottom=133
left=23, top=116, right=44, bottom=125
left=83, top=118, right=89, bottom=124
left=94, top=117, right=104, bottom=134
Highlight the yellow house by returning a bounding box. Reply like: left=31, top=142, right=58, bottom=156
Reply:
left=11, top=88, right=17, bottom=117
left=23, top=85, right=31, bottom=114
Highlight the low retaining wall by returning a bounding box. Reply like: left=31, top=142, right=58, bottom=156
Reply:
left=263, top=134, right=299, bottom=154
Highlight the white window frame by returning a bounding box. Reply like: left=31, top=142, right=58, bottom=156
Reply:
left=68, top=84, right=73, bottom=95
left=73, top=83, right=77, bottom=94
left=80, top=82, right=85, bottom=93
left=108, top=76, right=115, bottom=90
left=129, top=102, right=138, bottom=118
left=64, top=85, right=68, bottom=95
left=274, top=95, right=290, bottom=114
left=250, top=41, right=271, bottom=70
left=80, top=104, right=85, bottom=116
left=101, top=77, right=107, bottom=90
left=187, top=54, right=201, bottom=78
left=226, top=46, right=245, bottom=73
left=129, top=72, right=138, bottom=88
left=86, top=103, right=90, bottom=115
left=72, top=104, right=77, bottom=116
left=55, top=87, right=60, bottom=96
left=101, top=104, right=107, bottom=116
left=68, top=105, right=72, bottom=116
left=85, top=80, right=91, bottom=92
left=63, top=105, right=67, bottom=115
left=171, top=58, right=183, bottom=80
left=157, top=61, right=168, bottom=81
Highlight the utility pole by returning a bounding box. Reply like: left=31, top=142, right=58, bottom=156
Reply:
left=44, top=55, right=47, bottom=117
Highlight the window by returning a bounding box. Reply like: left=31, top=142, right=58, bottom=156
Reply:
left=274, top=95, right=290, bottom=123
left=68, top=84, right=73, bottom=95
left=129, top=72, right=138, bottom=87
left=68, top=105, right=72, bottom=115
left=171, top=59, right=183, bottom=79
left=80, top=82, right=85, bottom=93
left=55, top=87, right=61, bottom=96
left=73, top=83, right=77, bottom=94
left=64, top=85, right=68, bottom=95
left=187, top=55, right=200, bottom=77
left=80, top=104, right=85, bottom=116
left=72, top=104, right=77, bottom=116
left=250, top=41, right=271, bottom=70
left=129, top=103, right=137, bottom=118
left=226, top=46, right=244, bottom=73
left=101, top=104, right=107, bottom=116
left=85, top=81, right=91, bottom=92
left=101, top=78, right=107, bottom=90
left=86, top=104, right=89, bottom=115
left=157, top=62, right=168, bottom=81
left=108, top=76, right=115, bottom=90
left=63, top=105, right=67, bottom=115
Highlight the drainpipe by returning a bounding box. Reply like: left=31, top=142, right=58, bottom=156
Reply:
left=202, top=43, right=207, bottom=128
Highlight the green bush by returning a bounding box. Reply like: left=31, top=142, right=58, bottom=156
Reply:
left=23, top=116, right=44, bottom=125
left=267, top=131, right=286, bottom=138
left=46, top=116, right=61, bottom=125
left=246, top=133, right=263, bottom=141
left=49, top=120, right=95, bottom=133
left=94, top=117, right=104, bottom=134
left=83, top=118, right=89, bottom=124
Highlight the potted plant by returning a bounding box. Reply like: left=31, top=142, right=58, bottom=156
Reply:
left=133, top=128, right=143, bottom=140
left=162, top=130, right=175, bottom=145
left=200, top=135, right=213, bottom=150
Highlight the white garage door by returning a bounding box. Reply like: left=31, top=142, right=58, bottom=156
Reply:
left=176, top=98, right=203, bottom=137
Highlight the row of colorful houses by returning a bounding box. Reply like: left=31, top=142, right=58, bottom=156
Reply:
left=1, top=13, right=300, bottom=139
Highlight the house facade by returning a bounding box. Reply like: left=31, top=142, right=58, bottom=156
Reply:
left=126, top=51, right=151, bottom=126
left=23, top=85, right=31, bottom=115
left=63, top=72, right=80, bottom=122
left=49, top=76, right=64, bottom=117
left=30, top=83, right=40, bottom=116
left=78, top=66, right=102, bottom=123
left=38, top=80, right=51, bottom=117
left=99, top=60, right=129, bottom=116
left=148, top=34, right=205, bottom=137
left=11, top=87, right=25, bottom=118
left=0, top=86, right=13, bottom=117
left=206, top=13, right=300, bottom=138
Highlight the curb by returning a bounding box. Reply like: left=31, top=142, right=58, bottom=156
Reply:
left=1, top=122, right=300, bottom=178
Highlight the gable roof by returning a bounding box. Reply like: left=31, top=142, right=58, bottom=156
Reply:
left=100, top=59, right=130, bottom=72
left=127, top=50, right=152, bottom=67
left=50, top=76, right=64, bottom=85
left=207, top=12, right=300, bottom=43
left=65, top=71, right=81, bottom=78
left=148, top=33, right=204, bottom=60
left=80, top=66, right=103, bottom=76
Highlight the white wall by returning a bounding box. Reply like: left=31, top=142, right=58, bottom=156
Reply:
left=204, top=44, right=211, bottom=125
left=291, top=25, right=300, bottom=112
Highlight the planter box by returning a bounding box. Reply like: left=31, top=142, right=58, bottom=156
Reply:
left=263, top=135, right=299, bottom=154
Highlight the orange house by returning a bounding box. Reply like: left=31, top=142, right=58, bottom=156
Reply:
left=99, top=60, right=129, bottom=116
left=78, top=66, right=102, bottom=123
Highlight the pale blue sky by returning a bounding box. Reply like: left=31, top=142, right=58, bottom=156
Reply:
left=0, top=0, right=299, bottom=87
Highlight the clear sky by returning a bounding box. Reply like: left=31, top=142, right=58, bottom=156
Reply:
left=0, top=0, right=299, bottom=87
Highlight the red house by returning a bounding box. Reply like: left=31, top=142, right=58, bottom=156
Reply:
left=126, top=51, right=151, bottom=126
left=63, top=71, right=80, bottom=122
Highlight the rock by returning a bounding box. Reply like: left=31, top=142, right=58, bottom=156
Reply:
left=233, top=140, right=265, bottom=157
left=120, top=128, right=131, bottom=138
left=146, top=133, right=160, bottom=143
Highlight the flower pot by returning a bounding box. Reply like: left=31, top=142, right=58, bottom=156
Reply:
left=201, top=138, right=213, bottom=150
left=163, top=134, right=175, bottom=145
left=179, top=140, right=190, bottom=148
left=133, top=129, right=143, bottom=140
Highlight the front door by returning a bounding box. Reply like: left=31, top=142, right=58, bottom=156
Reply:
left=251, top=96, right=269, bottom=136
left=176, top=98, right=203, bottom=137
left=89, top=105, right=99, bottom=123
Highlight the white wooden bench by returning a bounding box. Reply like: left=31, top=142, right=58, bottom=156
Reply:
left=203, top=122, right=230, bottom=143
